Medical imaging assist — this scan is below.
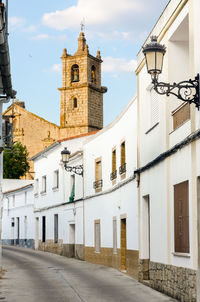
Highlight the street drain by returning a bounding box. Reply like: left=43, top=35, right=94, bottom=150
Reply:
left=0, top=297, right=6, bottom=300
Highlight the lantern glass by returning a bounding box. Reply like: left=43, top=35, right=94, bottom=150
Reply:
left=61, top=148, right=70, bottom=164
left=145, top=51, right=164, bottom=80
left=143, top=36, right=166, bottom=81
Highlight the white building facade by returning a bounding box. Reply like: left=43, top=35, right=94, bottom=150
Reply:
left=136, top=0, right=200, bottom=300
left=31, top=96, right=139, bottom=279
left=32, top=132, right=96, bottom=259
left=83, top=96, right=138, bottom=278
left=2, top=179, right=35, bottom=249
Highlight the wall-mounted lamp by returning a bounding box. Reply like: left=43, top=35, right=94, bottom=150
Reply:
left=61, top=147, right=83, bottom=176
left=143, top=36, right=199, bottom=109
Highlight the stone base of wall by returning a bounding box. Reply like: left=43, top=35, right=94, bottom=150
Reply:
left=139, top=260, right=197, bottom=302
left=63, top=244, right=84, bottom=260
left=38, top=240, right=84, bottom=260
left=2, top=239, right=34, bottom=249
left=138, top=259, right=149, bottom=281
left=38, top=240, right=63, bottom=255
left=84, top=247, right=139, bottom=279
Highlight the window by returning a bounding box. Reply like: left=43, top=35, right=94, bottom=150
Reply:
left=91, top=65, right=96, bottom=83
left=94, top=158, right=103, bottom=191
left=41, top=176, right=46, bottom=194
left=34, top=179, right=39, bottom=196
left=95, top=220, right=100, bottom=252
left=69, top=175, right=75, bottom=202
left=24, top=216, right=27, bottom=243
left=96, top=159, right=102, bottom=181
left=73, top=97, right=78, bottom=109
left=111, top=148, right=117, bottom=181
left=113, top=218, right=117, bottom=253
left=54, top=214, right=58, bottom=243
left=172, top=103, right=190, bottom=131
left=53, top=170, right=59, bottom=190
left=11, top=217, right=14, bottom=227
left=71, top=64, right=79, bottom=82
left=174, top=181, right=189, bottom=253
left=42, top=216, right=46, bottom=243
left=119, top=141, right=126, bottom=175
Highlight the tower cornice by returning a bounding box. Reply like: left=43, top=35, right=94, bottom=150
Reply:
left=58, top=83, right=107, bottom=93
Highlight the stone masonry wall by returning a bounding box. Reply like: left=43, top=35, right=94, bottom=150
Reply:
left=139, top=260, right=197, bottom=302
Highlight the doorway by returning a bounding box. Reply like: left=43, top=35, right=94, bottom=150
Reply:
left=35, top=217, right=39, bottom=249
left=16, top=217, right=20, bottom=245
left=69, top=224, right=75, bottom=257
left=42, top=216, right=46, bottom=243
left=121, top=218, right=126, bottom=271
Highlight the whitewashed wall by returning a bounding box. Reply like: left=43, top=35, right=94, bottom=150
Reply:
left=137, top=0, right=200, bottom=272
left=33, top=135, right=92, bottom=247
left=2, top=181, right=35, bottom=249
left=83, top=96, right=138, bottom=250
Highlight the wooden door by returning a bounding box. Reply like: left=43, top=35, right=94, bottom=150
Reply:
left=121, top=219, right=126, bottom=271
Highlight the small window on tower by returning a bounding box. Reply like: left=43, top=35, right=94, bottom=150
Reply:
left=73, top=98, right=78, bottom=108
left=91, top=65, right=96, bottom=83
left=71, top=64, right=79, bottom=82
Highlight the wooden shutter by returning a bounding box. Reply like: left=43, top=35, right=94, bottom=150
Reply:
left=121, top=142, right=126, bottom=166
left=54, top=214, right=58, bottom=243
left=95, top=222, right=100, bottom=252
left=112, top=149, right=116, bottom=173
left=173, top=103, right=190, bottom=131
left=174, top=181, right=189, bottom=253
left=113, top=219, right=117, bottom=253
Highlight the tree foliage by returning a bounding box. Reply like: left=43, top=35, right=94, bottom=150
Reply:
left=3, top=142, right=30, bottom=179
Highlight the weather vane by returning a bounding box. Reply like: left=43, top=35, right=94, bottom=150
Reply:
left=80, top=18, right=85, bottom=32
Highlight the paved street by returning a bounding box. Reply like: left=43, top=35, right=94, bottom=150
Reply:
left=1, top=246, right=177, bottom=302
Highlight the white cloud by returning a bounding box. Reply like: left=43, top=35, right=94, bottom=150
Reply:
left=24, top=25, right=37, bottom=32
left=102, top=57, right=137, bottom=73
left=42, top=0, right=144, bottom=30
left=51, top=64, right=62, bottom=73
left=8, top=17, right=25, bottom=31
left=31, top=34, right=67, bottom=41
left=43, top=64, right=62, bottom=73
left=32, top=34, right=50, bottom=40
left=41, top=0, right=168, bottom=43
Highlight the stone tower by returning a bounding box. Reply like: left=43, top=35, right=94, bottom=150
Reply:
left=59, top=32, right=107, bottom=138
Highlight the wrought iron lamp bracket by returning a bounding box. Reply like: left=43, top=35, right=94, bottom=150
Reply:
left=153, top=73, right=200, bottom=109
left=64, top=164, right=83, bottom=176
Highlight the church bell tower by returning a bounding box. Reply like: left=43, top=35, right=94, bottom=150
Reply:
left=59, top=32, right=107, bottom=138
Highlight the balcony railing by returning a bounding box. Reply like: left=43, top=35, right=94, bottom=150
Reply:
left=119, top=163, right=126, bottom=175
left=110, top=170, right=117, bottom=181
left=93, top=179, right=103, bottom=189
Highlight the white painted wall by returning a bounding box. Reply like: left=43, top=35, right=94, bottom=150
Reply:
left=33, top=135, right=93, bottom=246
left=2, top=181, right=35, bottom=247
left=137, top=0, right=200, bottom=271
left=83, top=97, right=138, bottom=251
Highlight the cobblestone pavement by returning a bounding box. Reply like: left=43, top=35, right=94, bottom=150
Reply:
left=1, top=246, right=178, bottom=302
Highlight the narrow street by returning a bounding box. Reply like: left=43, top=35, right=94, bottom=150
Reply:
left=0, top=246, right=177, bottom=302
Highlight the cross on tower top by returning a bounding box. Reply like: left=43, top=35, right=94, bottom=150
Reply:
left=80, top=19, right=85, bottom=32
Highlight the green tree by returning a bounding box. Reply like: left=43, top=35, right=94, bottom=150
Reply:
left=3, top=142, right=30, bottom=179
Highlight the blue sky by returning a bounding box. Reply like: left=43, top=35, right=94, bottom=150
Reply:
left=5, top=0, right=169, bottom=126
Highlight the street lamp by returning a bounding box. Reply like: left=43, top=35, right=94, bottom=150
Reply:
left=143, top=36, right=200, bottom=109
left=61, top=147, right=83, bottom=176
